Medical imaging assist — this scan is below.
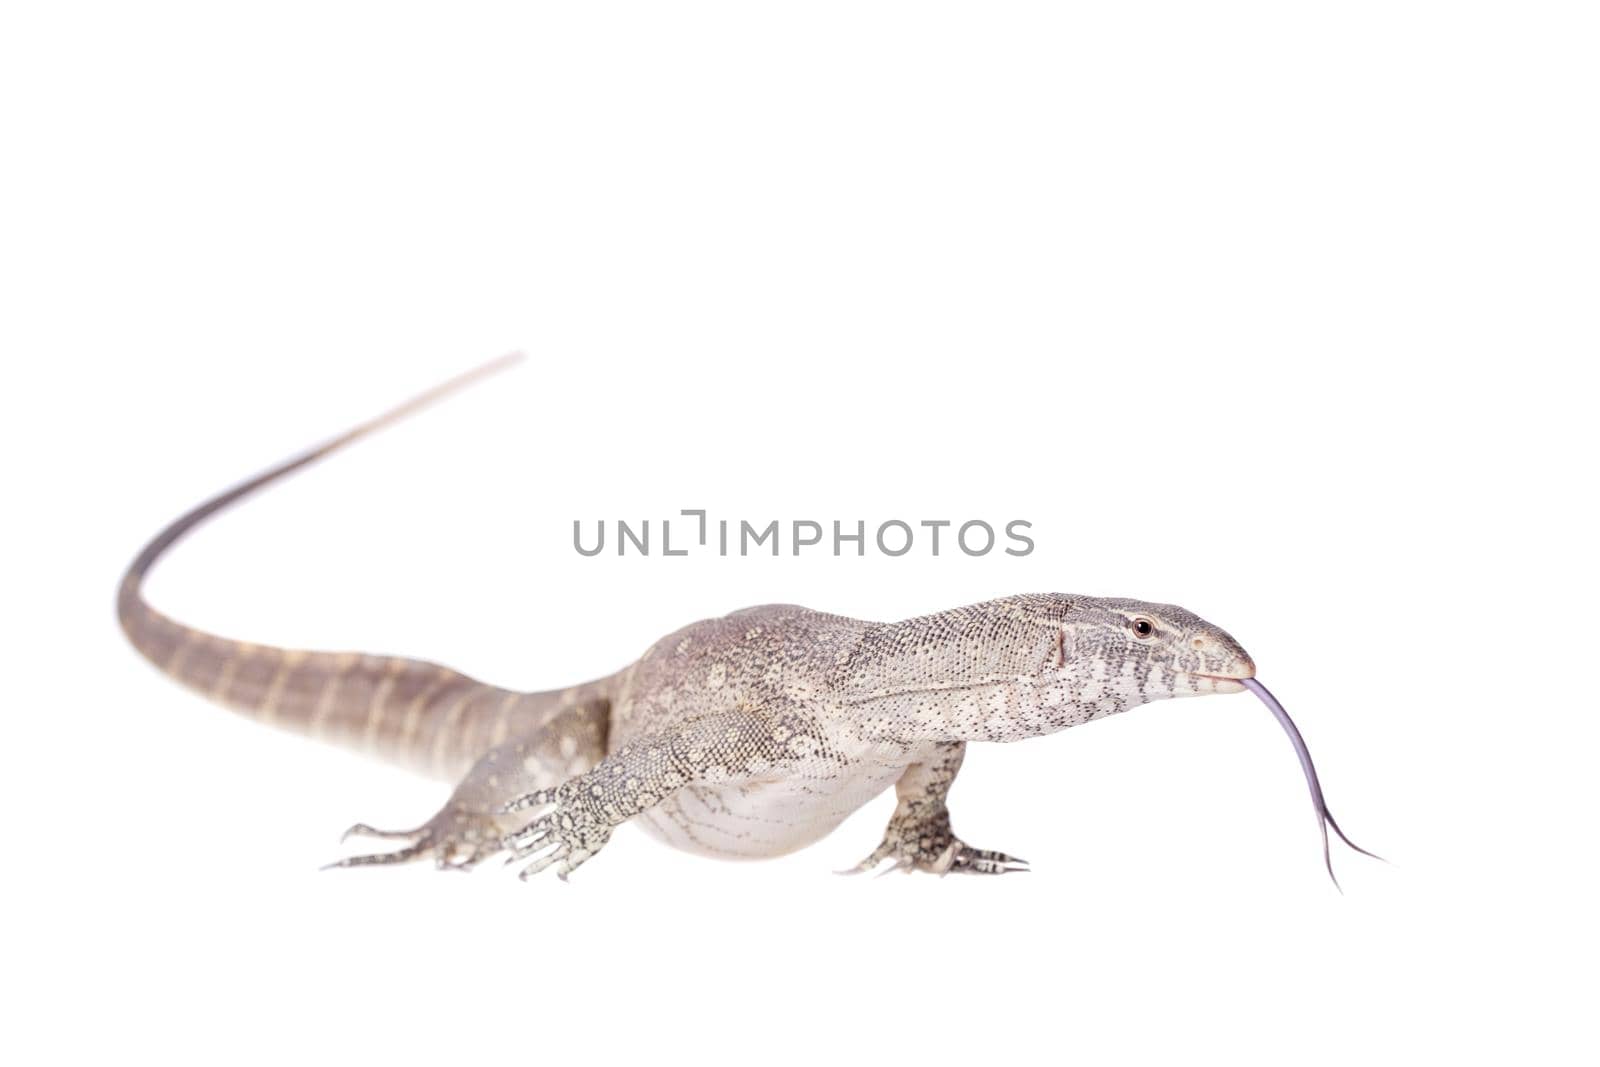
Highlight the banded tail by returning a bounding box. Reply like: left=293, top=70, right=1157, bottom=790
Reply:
left=117, top=354, right=606, bottom=780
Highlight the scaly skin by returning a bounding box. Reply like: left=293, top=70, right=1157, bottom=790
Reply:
left=118, top=358, right=1255, bottom=881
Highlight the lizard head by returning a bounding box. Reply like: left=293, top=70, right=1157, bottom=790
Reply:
left=1042, top=595, right=1380, bottom=888
left=1026, top=595, right=1379, bottom=886
left=854, top=593, right=1255, bottom=735
left=1053, top=595, right=1257, bottom=705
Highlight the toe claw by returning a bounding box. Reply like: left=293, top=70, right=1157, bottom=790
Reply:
left=516, top=849, right=565, bottom=881
left=339, top=822, right=423, bottom=844
left=504, top=824, right=556, bottom=858
left=874, top=858, right=916, bottom=878
left=322, top=839, right=430, bottom=870
left=952, top=847, right=1028, bottom=875
left=838, top=845, right=891, bottom=876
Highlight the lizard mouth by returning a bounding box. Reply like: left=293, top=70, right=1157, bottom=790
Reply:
left=1189, top=670, right=1255, bottom=691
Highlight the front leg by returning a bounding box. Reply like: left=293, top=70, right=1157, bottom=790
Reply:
left=849, top=742, right=1027, bottom=876
left=503, top=708, right=818, bottom=880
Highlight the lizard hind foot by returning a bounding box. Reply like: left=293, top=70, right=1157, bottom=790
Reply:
left=322, top=807, right=505, bottom=873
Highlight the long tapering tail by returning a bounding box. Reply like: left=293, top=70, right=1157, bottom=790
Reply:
left=116, top=353, right=593, bottom=780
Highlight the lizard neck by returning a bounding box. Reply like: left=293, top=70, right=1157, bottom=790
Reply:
left=838, top=672, right=1132, bottom=745
left=834, top=608, right=1135, bottom=744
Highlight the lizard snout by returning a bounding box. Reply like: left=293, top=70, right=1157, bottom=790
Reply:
left=1188, top=631, right=1256, bottom=683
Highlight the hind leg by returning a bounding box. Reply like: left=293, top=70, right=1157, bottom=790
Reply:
left=326, top=700, right=607, bottom=871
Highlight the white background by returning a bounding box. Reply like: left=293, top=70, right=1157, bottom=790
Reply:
left=3, top=3, right=1595, bottom=1064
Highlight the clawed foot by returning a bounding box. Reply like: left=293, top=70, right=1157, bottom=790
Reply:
left=323, top=805, right=506, bottom=872
left=844, top=803, right=1028, bottom=876
left=498, top=783, right=613, bottom=882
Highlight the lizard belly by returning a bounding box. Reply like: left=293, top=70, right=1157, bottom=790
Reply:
left=634, top=761, right=909, bottom=859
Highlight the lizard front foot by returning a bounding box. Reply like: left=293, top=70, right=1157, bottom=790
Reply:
left=845, top=801, right=1028, bottom=876
left=323, top=802, right=507, bottom=872
left=500, top=781, right=614, bottom=882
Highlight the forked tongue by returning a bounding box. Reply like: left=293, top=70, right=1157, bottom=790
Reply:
left=1239, top=677, right=1382, bottom=890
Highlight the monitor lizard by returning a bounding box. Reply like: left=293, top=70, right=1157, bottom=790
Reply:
left=119, top=354, right=1367, bottom=883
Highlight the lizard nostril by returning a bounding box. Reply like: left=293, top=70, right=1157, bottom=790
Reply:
left=1192, top=638, right=1205, bottom=649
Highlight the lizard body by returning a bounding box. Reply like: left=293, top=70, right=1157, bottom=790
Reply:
left=119, top=357, right=1259, bottom=880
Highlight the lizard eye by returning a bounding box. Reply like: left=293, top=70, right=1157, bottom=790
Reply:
left=1130, top=618, right=1155, bottom=639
